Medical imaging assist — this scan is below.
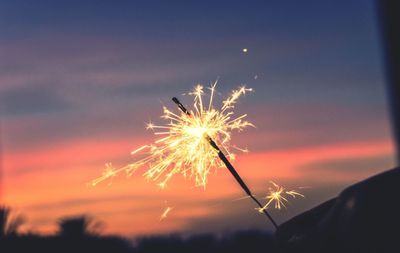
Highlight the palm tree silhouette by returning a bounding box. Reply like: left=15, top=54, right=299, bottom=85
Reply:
left=0, top=207, right=25, bottom=238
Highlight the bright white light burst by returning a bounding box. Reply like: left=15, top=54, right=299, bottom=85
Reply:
left=91, top=82, right=254, bottom=188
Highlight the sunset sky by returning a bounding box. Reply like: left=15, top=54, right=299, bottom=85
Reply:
left=0, top=0, right=396, bottom=237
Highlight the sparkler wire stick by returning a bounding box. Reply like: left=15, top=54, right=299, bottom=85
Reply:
left=172, top=97, right=278, bottom=229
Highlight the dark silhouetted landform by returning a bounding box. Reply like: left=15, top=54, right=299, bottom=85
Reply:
left=1, top=208, right=275, bottom=253
left=1, top=213, right=133, bottom=253
left=135, top=230, right=275, bottom=253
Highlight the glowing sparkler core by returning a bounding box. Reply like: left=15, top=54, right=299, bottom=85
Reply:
left=91, top=82, right=253, bottom=188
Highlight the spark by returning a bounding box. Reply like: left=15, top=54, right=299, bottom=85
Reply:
left=160, top=206, right=173, bottom=221
left=231, top=195, right=253, bottom=202
left=286, top=190, right=305, bottom=198
left=90, top=163, right=116, bottom=186
left=242, top=48, right=248, bottom=53
left=91, top=81, right=254, bottom=188
left=257, top=181, right=304, bottom=213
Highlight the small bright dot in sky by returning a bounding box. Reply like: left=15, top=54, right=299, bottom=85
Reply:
left=242, top=48, right=248, bottom=53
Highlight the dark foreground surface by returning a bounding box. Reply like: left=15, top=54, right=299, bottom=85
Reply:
left=276, top=166, right=400, bottom=253
left=1, top=167, right=399, bottom=253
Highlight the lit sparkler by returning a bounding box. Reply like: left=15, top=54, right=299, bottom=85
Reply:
left=257, top=181, right=304, bottom=213
left=91, top=82, right=253, bottom=188
left=171, top=89, right=278, bottom=229
left=92, top=82, right=279, bottom=228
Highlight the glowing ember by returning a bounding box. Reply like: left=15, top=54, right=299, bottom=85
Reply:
left=160, top=206, right=173, bottom=221
left=257, top=181, right=304, bottom=212
left=91, top=82, right=253, bottom=188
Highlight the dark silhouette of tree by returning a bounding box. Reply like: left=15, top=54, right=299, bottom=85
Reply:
left=58, top=215, right=101, bottom=237
left=0, top=206, right=25, bottom=238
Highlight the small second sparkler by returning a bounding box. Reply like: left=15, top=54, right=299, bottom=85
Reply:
left=172, top=97, right=278, bottom=229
